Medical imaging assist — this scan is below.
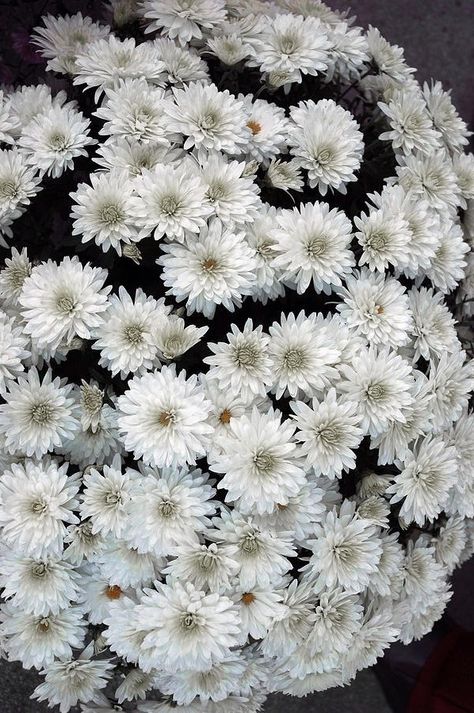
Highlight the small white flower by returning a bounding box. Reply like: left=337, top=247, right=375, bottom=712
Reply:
left=355, top=205, right=411, bottom=273
left=423, top=80, right=471, bottom=153
left=0, top=149, right=41, bottom=227
left=266, top=158, right=304, bottom=192
left=408, top=286, right=459, bottom=361
left=153, top=37, right=209, bottom=85
left=378, top=88, right=441, bottom=155
left=0, top=311, right=30, bottom=394
left=423, top=221, right=469, bottom=294
left=141, top=0, right=227, bottom=45
left=199, top=152, right=261, bottom=226
left=395, top=151, right=461, bottom=212
left=0, top=247, right=32, bottom=305
left=163, top=541, right=239, bottom=593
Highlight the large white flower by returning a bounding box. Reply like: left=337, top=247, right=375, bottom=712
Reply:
left=427, top=348, right=474, bottom=432
left=239, top=95, right=290, bottom=162
left=423, top=80, right=471, bottom=153
left=0, top=368, right=79, bottom=458
left=0, top=459, right=80, bottom=556
left=408, top=286, right=459, bottom=361
left=158, top=219, right=257, bottom=319
left=141, top=0, right=227, bottom=45
left=288, top=99, right=364, bottom=194
left=209, top=407, right=306, bottom=515
left=135, top=580, right=241, bottom=672
left=291, top=388, right=363, bottom=478
left=199, top=153, right=261, bottom=226
left=378, top=88, right=441, bottom=155
left=117, top=365, right=213, bottom=468
left=19, top=256, right=110, bottom=352
left=154, top=37, right=209, bottom=85
left=306, top=587, right=363, bottom=656
left=163, top=541, right=239, bottom=593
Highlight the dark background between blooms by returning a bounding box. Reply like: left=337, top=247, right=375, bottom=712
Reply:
left=0, top=0, right=472, bottom=711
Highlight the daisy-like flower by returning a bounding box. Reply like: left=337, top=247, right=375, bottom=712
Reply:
left=0, top=602, right=86, bottom=671
left=155, top=315, right=208, bottom=361
left=32, top=650, right=113, bottom=713
left=209, top=510, right=295, bottom=590
left=271, top=201, right=354, bottom=293
left=261, top=580, right=316, bottom=658
left=93, top=287, right=170, bottom=377
left=325, top=20, right=369, bottom=82
left=378, top=88, right=441, bottom=155
left=408, top=287, right=459, bottom=361
left=19, top=256, right=110, bottom=352
left=123, top=466, right=216, bottom=555
left=239, top=95, right=289, bottom=163
left=291, top=388, right=363, bottom=479
left=336, top=269, right=413, bottom=348
left=98, top=539, right=163, bottom=590
left=0, top=368, right=78, bottom=458
left=255, top=476, right=325, bottom=542
left=453, top=152, right=474, bottom=207
left=0, top=149, right=41, bottom=225
left=153, top=38, right=209, bottom=85
left=423, top=221, right=469, bottom=293
left=208, top=33, right=252, bottom=66
left=158, top=219, right=257, bottom=319
left=0, top=247, right=32, bottom=306
left=249, top=13, right=330, bottom=82
left=343, top=607, right=399, bottom=680
left=434, top=517, right=467, bottom=574
left=117, top=365, right=212, bottom=468
left=31, top=12, right=110, bottom=75
left=366, top=25, right=416, bottom=83
left=422, top=81, right=471, bottom=153
left=19, top=105, right=95, bottom=178
left=0, top=311, right=30, bottom=394
left=135, top=580, right=241, bottom=672
left=266, top=158, right=304, bottom=192
left=268, top=311, right=340, bottom=399
left=209, top=407, right=306, bottom=515
left=204, top=320, right=273, bottom=401
left=60, top=403, right=123, bottom=470
left=306, top=587, right=363, bottom=656
left=0, top=90, right=20, bottom=145
left=306, top=501, right=382, bottom=593
left=288, top=99, right=364, bottom=194
left=338, top=346, right=415, bottom=437
left=8, top=86, right=68, bottom=135
left=64, top=521, right=106, bottom=566
left=73, top=36, right=165, bottom=97
left=387, top=436, right=458, bottom=526
left=394, top=151, right=461, bottom=212
left=199, top=153, right=261, bottom=226
left=115, top=668, right=157, bottom=704
left=94, top=137, right=183, bottom=177
left=80, top=456, right=140, bottom=537
left=163, top=541, right=239, bottom=593
left=95, top=78, right=170, bottom=145
left=141, top=0, right=227, bottom=45
left=234, top=586, right=287, bottom=643
left=70, top=170, right=148, bottom=254
left=164, top=83, right=250, bottom=155
left=426, top=348, right=474, bottom=432
left=355, top=205, right=411, bottom=273
left=131, top=163, right=212, bottom=242
left=367, top=531, right=404, bottom=597
left=244, top=205, right=284, bottom=304
left=156, top=654, right=246, bottom=704
left=0, top=459, right=80, bottom=556
left=0, top=551, right=82, bottom=616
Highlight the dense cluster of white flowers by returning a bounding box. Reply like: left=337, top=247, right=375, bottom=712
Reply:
left=0, top=1, right=473, bottom=712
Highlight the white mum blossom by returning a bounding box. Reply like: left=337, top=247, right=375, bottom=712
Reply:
left=141, top=0, right=227, bottom=45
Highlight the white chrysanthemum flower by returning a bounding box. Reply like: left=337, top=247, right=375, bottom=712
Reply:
left=73, top=36, right=165, bottom=97
left=0, top=602, right=86, bottom=671
left=32, top=651, right=113, bottom=713
left=70, top=169, right=148, bottom=254
left=0, top=247, right=32, bottom=305
left=32, top=12, right=110, bottom=74
left=408, top=286, right=459, bottom=361
left=209, top=407, right=306, bottom=515
left=135, top=580, right=241, bottom=672
left=427, top=348, right=474, bottom=432
left=123, top=467, right=216, bottom=555
left=249, top=13, right=330, bottom=82
left=343, top=607, right=399, bottom=679
left=305, top=501, right=382, bottom=593
left=0, top=90, right=20, bottom=145
left=366, top=25, right=415, bottom=83
left=208, top=32, right=252, bottom=65
left=266, top=158, right=304, bottom=191
left=387, top=436, right=457, bottom=526
left=98, top=540, right=163, bottom=590
left=423, top=81, right=471, bottom=153
left=0, top=551, right=82, bottom=616
left=95, top=78, right=170, bottom=146
left=234, top=586, right=287, bottom=643
left=367, top=531, right=404, bottom=597
left=238, top=95, right=289, bottom=162
left=92, top=287, right=170, bottom=377
left=204, top=320, right=273, bottom=401
left=78, top=381, right=103, bottom=433
left=19, top=256, right=110, bottom=351
left=0, top=459, right=79, bottom=556
left=164, top=83, right=250, bottom=155
left=337, top=269, right=413, bottom=348
left=155, top=315, right=208, bottom=362
left=423, top=221, right=469, bottom=293
left=63, top=521, right=106, bottom=566
left=8, top=86, right=68, bottom=135
left=268, top=311, right=340, bottom=399
left=19, top=105, right=95, bottom=178
left=163, top=541, right=239, bottom=593
left=0, top=311, right=30, bottom=394
left=156, top=654, right=246, bottom=704
left=94, top=138, right=183, bottom=177
left=79, top=569, right=133, bottom=626
left=60, top=402, right=123, bottom=470
left=338, top=346, right=415, bottom=437
left=378, top=88, right=441, bottom=155
left=80, top=457, right=140, bottom=537
left=141, top=0, right=227, bottom=45
left=158, top=219, right=257, bottom=319
left=261, top=580, right=315, bottom=658
left=355, top=205, right=411, bottom=272
left=209, top=510, right=295, bottom=590
left=434, top=517, right=467, bottom=574
left=199, top=153, right=261, bottom=226
left=0, top=368, right=78, bottom=458
left=325, top=20, right=369, bottom=81
left=115, top=667, right=157, bottom=704
left=306, top=587, right=363, bottom=656
left=153, top=37, right=209, bottom=85
left=0, top=149, right=41, bottom=225
left=271, top=201, right=354, bottom=293
left=243, top=206, right=284, bottom=304
left=291, top=388, right=363, bottom=478
left=117, top=365, right=212, bottom=468
left=394, top=151, right=461, bottom=211
left=131, top=163, right=212, bottom=242
left=288, top=99, right=364, bottom=194
left=399, top=539, right=450, bottom=611
left=453, top=152, right=474, bottom=207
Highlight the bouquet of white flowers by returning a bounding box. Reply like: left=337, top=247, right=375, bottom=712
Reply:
left=0, top=1, right=473, bottom=711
